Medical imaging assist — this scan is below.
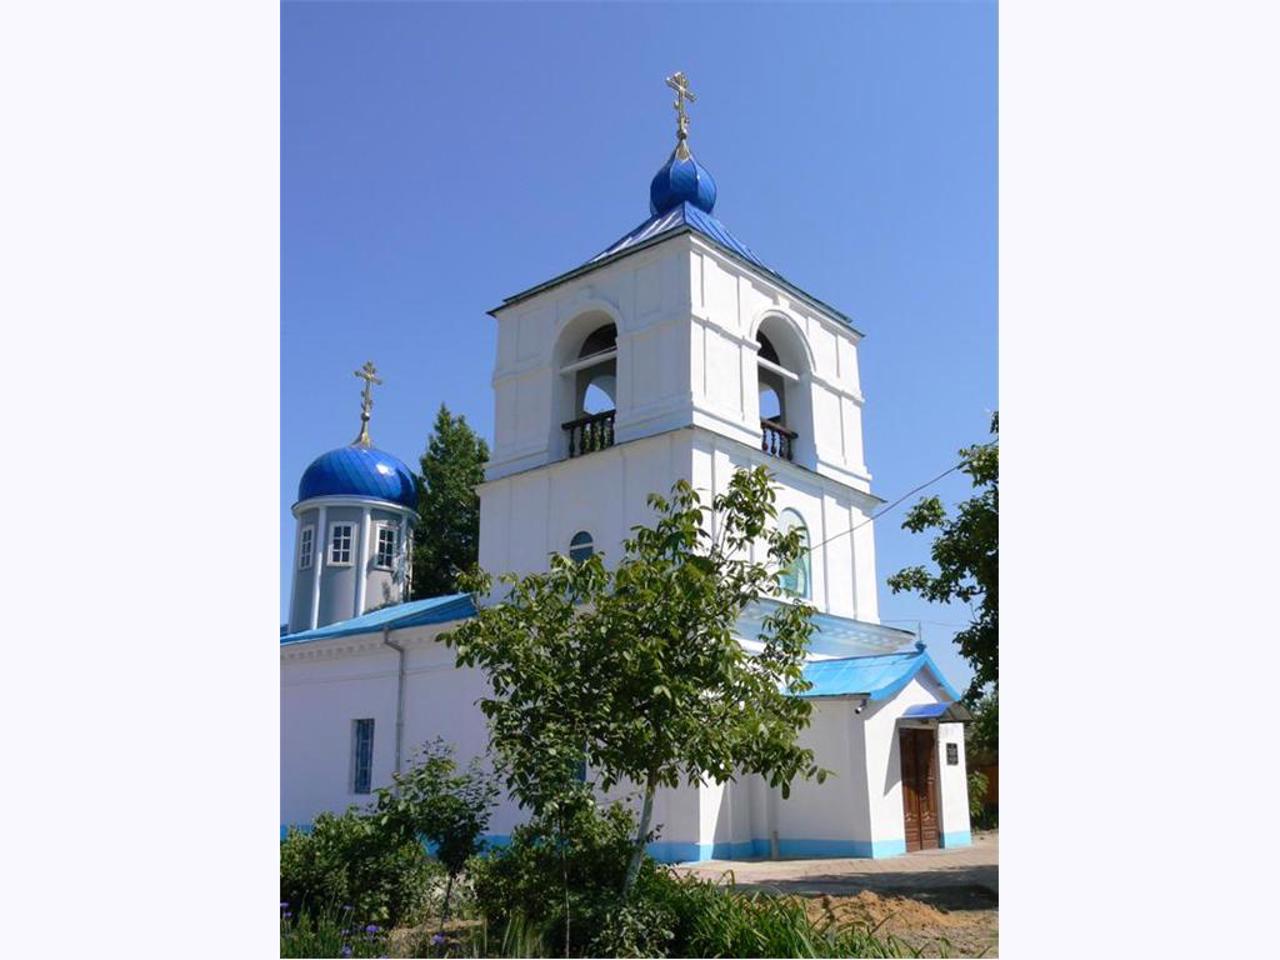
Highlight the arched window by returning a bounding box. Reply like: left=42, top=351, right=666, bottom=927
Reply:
left=560, top=319, right=619, bottom=458
left=569, top=530, right=595, bottom=563
left=777, top=509, right=810, bottom=598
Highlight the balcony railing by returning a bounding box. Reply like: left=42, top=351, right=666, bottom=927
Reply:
left=761, top=418, right=797, bottom=461
left=563, top=409, right=616, bottom=458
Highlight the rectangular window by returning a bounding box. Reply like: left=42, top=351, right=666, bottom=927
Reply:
left=351, top=718, right=375, bottom=794
left=374, top=526, right=396, bottom=570
left=298, top=527, right=314, bottom=570
left=329, top=523, right=354, bottom=565
left=946, top=742, right=959, bottom=766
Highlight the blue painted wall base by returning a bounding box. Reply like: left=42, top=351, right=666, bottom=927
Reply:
left=645, top=836, right=908, bottom=863
left=282, top=826, right=947, bottom=863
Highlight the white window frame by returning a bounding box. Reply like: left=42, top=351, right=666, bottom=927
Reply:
left=328, top=521, right=355, bottom=567
left=372, top=522, right=397, bottom=571
left=298, top=525, right=315, bottom=571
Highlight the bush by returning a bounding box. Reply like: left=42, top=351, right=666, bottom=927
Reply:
left=468, top=801, right=914, bottom=958
left=966, top=768, right=989, bottom=821
left=372, top=739, right=499, bottom=925
left=470, top=800, right=673, bottom=957
left=280, top=808, right=440, bottom=928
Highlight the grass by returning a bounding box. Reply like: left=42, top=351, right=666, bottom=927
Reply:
left=283, top=863, right=938, bottom=958
left=280, top=903, right=391, bottom=958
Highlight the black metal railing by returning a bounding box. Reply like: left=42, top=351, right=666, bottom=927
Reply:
left=761, top=418, right=797, bottom=461
left=563, top=409, right=616, bottom=458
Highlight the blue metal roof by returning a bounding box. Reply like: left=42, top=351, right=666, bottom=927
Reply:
left=495, top=178, right=859, bottom=333
left=297, top=444, right=417, bottom=509
left=798, top=650, right=961, bottom=702
left=591, top=201, right=769, bottom=271
left=280, top=593, right=477, bottom=645
left=738, top=600, right=911, bottom=658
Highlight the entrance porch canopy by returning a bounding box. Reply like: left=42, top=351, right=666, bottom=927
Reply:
left=795, top=648, right=962, bottom=703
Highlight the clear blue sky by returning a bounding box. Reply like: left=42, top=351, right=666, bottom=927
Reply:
left=282, top=1, right=996, bottom=692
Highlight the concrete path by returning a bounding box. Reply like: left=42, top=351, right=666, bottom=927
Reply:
left=677, top=830, right=998, bottom=911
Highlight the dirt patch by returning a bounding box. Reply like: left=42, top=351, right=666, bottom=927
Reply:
left=799, top=891, right=998, bottom=958
left=387, top=917, right=482, bottom=958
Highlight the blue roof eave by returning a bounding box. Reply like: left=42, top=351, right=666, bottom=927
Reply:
left=795, top=649, right=962, bottom=703
left=489, top=216, right=861, bottom=335
left=280, top=593, right=477, bottom=646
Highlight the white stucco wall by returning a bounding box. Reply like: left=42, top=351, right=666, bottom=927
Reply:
left=479, top=427, right=880, bottom=622
left=487, top=234, right=870, bottom=493
left=281, top=624, right=702, bottom=848
left=861, top=674, right=972, bottom=852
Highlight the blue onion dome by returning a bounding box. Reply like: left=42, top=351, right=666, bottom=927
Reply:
left=649, top=145, right=717, bottom=216
left=298, top=444, right=418, bottom=509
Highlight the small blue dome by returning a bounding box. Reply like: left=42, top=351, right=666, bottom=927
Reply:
left=649, top=147, right=717, bottom=216
left=298, top=445, right=418, bottom=510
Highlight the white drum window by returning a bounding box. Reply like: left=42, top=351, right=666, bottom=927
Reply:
left=329, top=523, right=354, bottom=566
left=298, top=526, right=315, bottom=570
left=374, top=525, right=396, bottom=570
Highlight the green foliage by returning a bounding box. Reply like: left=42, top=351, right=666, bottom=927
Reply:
left=447, top=466, right=826, bottom=896
left=413, top=404, right=489, bottom=599
left=371, top=738, right=500, bottom=922
left=887, top=413, right=998, bottom=703
left=279, top=903, right=389, bottom=958
left=470, top=801, right=672, bottom=957
left=469, top=801, right=913, bottom=958
left=654, top=873, right=920, bottom=959
left=280, top=809, right=440, bottom=928
left=967, top=767, right=990, bottom=822
left=966, top=690, right=998, bottom=760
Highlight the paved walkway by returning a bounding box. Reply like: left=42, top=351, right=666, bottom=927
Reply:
left=678, top=830, right=998, bottom=910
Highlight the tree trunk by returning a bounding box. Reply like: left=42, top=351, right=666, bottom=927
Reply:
left=438, top=872, right=455, bottom=937
left=623, top=773, right=658, bottom=897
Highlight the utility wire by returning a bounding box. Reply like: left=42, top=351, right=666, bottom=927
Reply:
left=800, top=461, right=963, bottom=558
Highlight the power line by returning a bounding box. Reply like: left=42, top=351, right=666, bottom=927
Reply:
left=801, top=461, right=963, bottom=558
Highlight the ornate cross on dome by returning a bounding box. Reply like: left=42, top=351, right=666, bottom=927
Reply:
left=352, top=360, right=382, bottom=448
left=665, top=70, right=696, bottom=158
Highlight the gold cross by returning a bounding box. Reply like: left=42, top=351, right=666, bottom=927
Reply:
left=665, top=71, right=696, bottom=156
left=352, top=360, right=382, bottom=447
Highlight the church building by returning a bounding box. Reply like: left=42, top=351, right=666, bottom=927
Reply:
left=281, top=74, right=972, bottom=861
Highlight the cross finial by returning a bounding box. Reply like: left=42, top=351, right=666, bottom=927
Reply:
left=352, top=360, right=383, bottom=448
left=665, top=71, right=696, bottom=159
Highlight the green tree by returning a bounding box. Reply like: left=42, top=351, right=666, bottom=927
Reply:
left=372, top=738, right=499, bottom=928
left=445, top=466, right=827, bottom=898
left=412, top=404, right=489, bottom=599
left=887, top=413, right=998, bottom=702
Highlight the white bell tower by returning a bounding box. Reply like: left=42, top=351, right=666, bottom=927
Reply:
left=478, top=74, right=883, bottom=623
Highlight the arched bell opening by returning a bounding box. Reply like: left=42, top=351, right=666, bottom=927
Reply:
left=755, top=319, right=812, bottom=465
left=554, top=314, right=620, bottom=459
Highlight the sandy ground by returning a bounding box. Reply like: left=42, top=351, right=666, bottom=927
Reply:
left=387, top=833, right=998, bottom=957
left=681, top=830, right=999, bottom=958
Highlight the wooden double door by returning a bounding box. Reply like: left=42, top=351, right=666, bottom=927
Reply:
left=899, top=728, right=940, bottom=852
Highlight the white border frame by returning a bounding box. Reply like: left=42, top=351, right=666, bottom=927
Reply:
left=327, top=520, right=355, bottom=567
